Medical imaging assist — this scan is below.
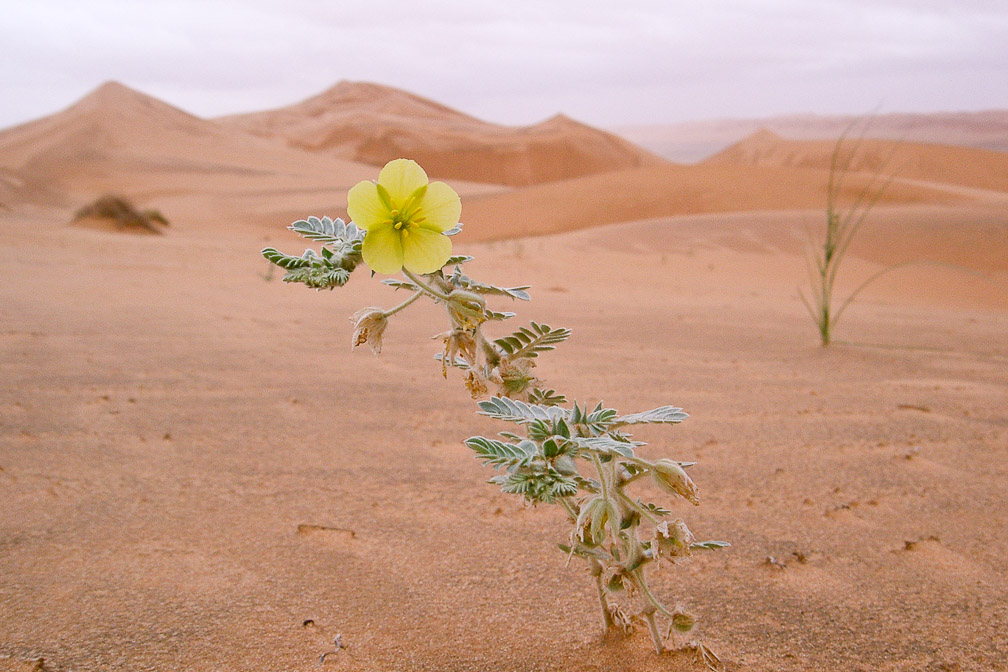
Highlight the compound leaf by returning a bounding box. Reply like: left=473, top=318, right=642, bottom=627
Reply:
left=494, top=322, right=570, bottom=360
left=614, top=406, right=689, bottom=426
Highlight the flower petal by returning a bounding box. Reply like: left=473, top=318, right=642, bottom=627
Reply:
left=347, top=181, right=389, bottom=231
left=378, top=159, right=428, bottom=206
left=402, top=227, right=452, bottom=275
left=416, top=181, right=461, bottom=232
left=361, top=223, right=405, bottom=274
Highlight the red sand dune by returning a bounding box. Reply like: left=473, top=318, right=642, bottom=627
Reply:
left=458, top=161, right=965, bottom=242
left=0, top=82, right=381, bottom=212
left=706, top=129, right=1008, bottom=194
left=617, top=109, right=1008, bottom=162
left=218, top=81, right=665, bottom=186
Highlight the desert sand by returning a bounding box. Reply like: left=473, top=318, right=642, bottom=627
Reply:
left=1, top=83, right=1007, bottom=672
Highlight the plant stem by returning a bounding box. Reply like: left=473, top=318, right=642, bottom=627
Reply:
left=615, top=489, right=660, bottom=524
left=644, top=609, right=664, bottom=654
left=474, top=330, right=501, bottom=368
left=382, top=290, right=423, bottom=318
left=402, top=269, right=454, bottom=303
left=589, top=558, right=614, bottom=632
left=632, top=569, right=672, bottom=617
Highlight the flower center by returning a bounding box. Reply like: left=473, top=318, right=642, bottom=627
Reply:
left=387, top=209, right=417, bottom=237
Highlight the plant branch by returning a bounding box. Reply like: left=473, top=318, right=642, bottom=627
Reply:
left=382, top=290, right=423, bottom=318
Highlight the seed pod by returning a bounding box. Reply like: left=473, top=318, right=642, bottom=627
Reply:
left=651, top=459, right=700, bottom=505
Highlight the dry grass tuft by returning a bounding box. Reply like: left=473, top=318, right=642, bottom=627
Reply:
left=73, top=195, right=169, bottom=234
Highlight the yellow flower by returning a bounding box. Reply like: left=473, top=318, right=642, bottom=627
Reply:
left=346, top=159, right=461, bottom=275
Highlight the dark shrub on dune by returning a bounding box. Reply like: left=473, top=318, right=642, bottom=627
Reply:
left=73, top=195, right=169, bottom=234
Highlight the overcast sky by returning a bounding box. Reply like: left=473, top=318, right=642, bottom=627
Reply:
left=2, top=0, right=1007, bottom=130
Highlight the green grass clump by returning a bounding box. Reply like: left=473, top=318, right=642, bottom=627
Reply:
left=800, top=120, right=896, bottom=346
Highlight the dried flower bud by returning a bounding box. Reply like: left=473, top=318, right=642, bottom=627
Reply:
left=436, top=329, right=478, bottom=377
left=463, top=370, right=488, bottom=399
left=651, top=459, right=699, bottom=505
left=350, top=308, right=388, bottom=355
left=671, top=610, right=696, bottom=633
left=653, top=518, right=695, bottom=560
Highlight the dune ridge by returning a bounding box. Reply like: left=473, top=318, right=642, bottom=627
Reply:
left=617, top=109, right=1008, bottom=162
left=707, top=129, right=1008, bottom=194
left=218, top=80, right=666, bottom=186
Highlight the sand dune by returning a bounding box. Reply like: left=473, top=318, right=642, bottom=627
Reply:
left=707, top=130, right=1008, bottom=194
left=2, top=80, right=1008, bottom=672
left=0, top=82, right=384, bottom=220
left=457, top=161, right=965, bottom=242
left=218, top=81, right=665, bottom=186
left=617, top=109, right=1008, bottom=162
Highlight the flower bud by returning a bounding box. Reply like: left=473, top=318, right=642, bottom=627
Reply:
left=350, top=308, right=388, bottom=355
left=492, top=359, right=537, bottom=399
left=651, top=459, right=699, bottom=505
left=552, top=454, right=578, bottom=476
left=446, top=290, right=486, bottom=327
left=671, top=610, right=696, bottom=633
left=575, top=496, right=615, bottom=547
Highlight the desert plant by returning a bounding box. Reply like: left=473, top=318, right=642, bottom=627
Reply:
left=262, top=159, right=727, bottom=658
left=799, top=120, right=897, bottom=345
left=73, top=194, right=169, bottom=234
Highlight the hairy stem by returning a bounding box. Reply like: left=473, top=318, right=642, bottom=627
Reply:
left=632, top=569, right=672, bottom=617
left=382, top=290, right=423, bottom=318
left=643, top=609, right=664, bottom=654
left=402, top=269, right=454, bottom=303
left=615, top=489, right=660, bottom=524
left=590, top=558, right=614, bottom=632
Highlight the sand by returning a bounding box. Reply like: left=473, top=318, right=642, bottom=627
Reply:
left=218, top=81, right=665, bottom=187
left=1, top=83, right=1007, bottom=672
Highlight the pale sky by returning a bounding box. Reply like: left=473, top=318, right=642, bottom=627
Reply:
left=2, top=0, right=1007, bottom=130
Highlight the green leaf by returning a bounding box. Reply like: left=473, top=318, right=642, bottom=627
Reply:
left=382, top=278, right=420, bottom=292
left=434, top=353, right=471, bottom=370
left=490, top=469, right=578, bottom=503
left=573, top=435, right=644, bottom=458
left=289, top=216, right=364, bottom=246
left=262, top=247, right=310, bottom=269
left=281, top=265, right=350, bottom=290
left=569, top=401, right=619, bottom=433
left=444, top=254, right=473, bottom=266
left=465, top=436, right=536, bottom=468
left=614, top=406, right=689, bottom=426
left=691, top=540, right=731, bottom=551
left=443, top=223, right=464, bottom=237
left=558, top=543, right=608, bottom=561
left=484, top=309, right=516, bottom=321
left=447, top=267, right=531, bottom=301
left=529, top=388, right=568, bottom=406
left=494, top=322, right=570, bottom=360
left=477, top=397, right=566, bottom=424
left=637, top=499, right=672, bottom=517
